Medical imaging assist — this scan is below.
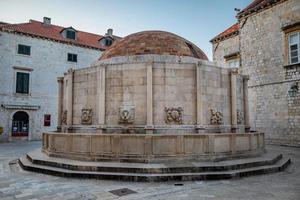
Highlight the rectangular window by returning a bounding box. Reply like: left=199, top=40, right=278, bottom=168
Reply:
left=227, top=59, right=240, bottom=68
left=16, top=72, right=29, bottom=94
left=289, top=32, right=300, bottom=64
left=66, top=30, right=76, bottom=40
left=17, top=44, right=31, bottom=56
left=67, top=53, right=77, bottom=62
left=44, top=114, right=51, bottom=126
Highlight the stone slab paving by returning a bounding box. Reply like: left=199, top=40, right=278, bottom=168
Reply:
left=0, top=141, right=299, bottom=200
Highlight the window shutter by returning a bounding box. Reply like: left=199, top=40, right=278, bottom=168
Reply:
left=16, top=72, right=29, bottom=94
left=74, top=54, right=77, bottom=62
left=23, top=73, right=29, bottom=93
left=16, top=73, right=22, bottom=93
left=17, top=44, right=31, bottom=55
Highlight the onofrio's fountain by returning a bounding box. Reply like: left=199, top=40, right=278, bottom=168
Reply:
left=19, top=31, right=290, bottom=181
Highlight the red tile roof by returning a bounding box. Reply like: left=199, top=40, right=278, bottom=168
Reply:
left=0, top=22, right=8, bottom=25
left=0, top=20, right=107, bottom=50
left=237, top=0, right=287, bottom=19
left=100, top=31, right=208, bottom=60
left=211, top=0, right=287, bottom=43
left=210, top=23, right=239, bottom=43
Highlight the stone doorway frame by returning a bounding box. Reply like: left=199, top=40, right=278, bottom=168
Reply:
left=9, top=110, right=32, bottom=141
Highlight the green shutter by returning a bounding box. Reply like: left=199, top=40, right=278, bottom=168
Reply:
left=16, top=72, right=29, bottom=94
left=16, top=73, right=22, bottom=93
left=23, top=73, right=29, bottom=93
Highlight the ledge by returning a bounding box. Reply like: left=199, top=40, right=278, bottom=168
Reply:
left=42, top=132, right=265, bottom=163
left=1, top=104, right=40, bottom=110
left=283, top=63, right=300, bottom=69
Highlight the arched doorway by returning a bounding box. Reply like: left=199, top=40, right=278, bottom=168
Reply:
left=12, top=111, right=29, bottom=137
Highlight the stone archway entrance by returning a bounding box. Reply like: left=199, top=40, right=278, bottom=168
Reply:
left=12, top=111, right=29, bottom=137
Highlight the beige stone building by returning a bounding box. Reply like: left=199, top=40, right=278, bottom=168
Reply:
left=211, top=0, right=300, bottom=147
left=0, top=17, right=119, bottom=142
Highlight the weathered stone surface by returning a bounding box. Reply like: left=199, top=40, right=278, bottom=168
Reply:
left=212, top=0, right=300, bottom=146
left=60, top=54, right=247, bottom=134
left=0, top=141, right=298, bottom=199
left=42, top=132, right=265, bottom=162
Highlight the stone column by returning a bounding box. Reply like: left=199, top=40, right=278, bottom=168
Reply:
left=243, top=75, right=250, bottom=132
left=230, top=69, right=238, bottom=133
left=66, top=69, right=74, bottom=130
left=145, top=62, right=154, bottom=134
left=97, top=65, right=106, bottom=133
left=196, top=62, right=205, bottom=133
left=57, top=77, right=64, bottom=130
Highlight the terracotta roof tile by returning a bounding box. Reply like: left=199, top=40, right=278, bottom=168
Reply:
left=237, top=0, right=287, bottom=19
left=0, top=20, right=107, bottom=50
left=100, top=31, right=208, bottom=60
left=210, top=23, right=239, bottom=43
left=211, top=0, right=287, bottom=43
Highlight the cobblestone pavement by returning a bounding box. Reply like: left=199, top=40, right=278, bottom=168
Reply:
left=0, top=141, right=299, bottom=200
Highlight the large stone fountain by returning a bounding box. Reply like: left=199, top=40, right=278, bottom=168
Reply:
left=19, top=31, right=290, bottom=181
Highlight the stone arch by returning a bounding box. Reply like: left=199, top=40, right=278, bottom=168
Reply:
left=9, top=110, right=32, bottom=140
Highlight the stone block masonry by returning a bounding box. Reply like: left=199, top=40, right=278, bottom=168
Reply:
left=212, top=0, right=300, bottom=146
left=240, top=0, right=300, bottom=146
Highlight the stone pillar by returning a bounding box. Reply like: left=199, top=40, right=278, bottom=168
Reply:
left=57, top=77, right=64, bottom=130
left=196, top=62, right=205, bottom=133
left=243, top=75, right=250, bottom=132
left=66, top=68, right=74, bottom=130
left=230, top=69, right=238, bottom=133
left=97, top=65, right=106, bottom=133
left=145, top=62, right=154, bottom=134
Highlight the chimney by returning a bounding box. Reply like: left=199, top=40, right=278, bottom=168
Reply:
left=43, top=17, right=51, bottom=25
left=106, top=28, right=113, bottom=36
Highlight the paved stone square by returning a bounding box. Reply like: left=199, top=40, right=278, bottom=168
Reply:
left=0, top=141, right=299, bottom=200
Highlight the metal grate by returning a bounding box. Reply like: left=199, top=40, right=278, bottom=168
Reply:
left=9, top=159, right=18, bottom=165
left=109, top=188, right=137, bottom=197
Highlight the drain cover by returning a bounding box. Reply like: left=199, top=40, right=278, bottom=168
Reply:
left=174, top=183, right=184, bottom=186
left=109, top=188, right=137, bottom=197
left=9, top=159, right=18, bottom=165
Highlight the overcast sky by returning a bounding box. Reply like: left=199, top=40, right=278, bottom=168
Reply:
left=0, top=0, right=252, bottom=60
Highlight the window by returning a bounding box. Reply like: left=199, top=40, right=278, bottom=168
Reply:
left=44, top=114, right=51, bottom=126
left=16, top=72, right=29, bottom=94
left=105, top=38, right=113, bottom=46
left=289, top=32, right=300, bottom=64
left=66, top=30, right=76, bottom=40
left=17, top=44, right=31, bottom=56
left=227, top=59, right=240, bottom=68
left=100, top=38, right=113, bottom=46
left=67, top=53, right=77, bottom=62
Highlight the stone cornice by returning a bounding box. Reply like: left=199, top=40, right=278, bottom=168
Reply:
left=237, top=0, right=288, bottom=20
left=282, top=21, right=300, bottom=33
left=210, top=30, right=239, bottom=44
left=1, top=104, right=40, bottom=110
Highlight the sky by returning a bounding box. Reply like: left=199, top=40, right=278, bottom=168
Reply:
left=0, top=0, right=253, bottom=60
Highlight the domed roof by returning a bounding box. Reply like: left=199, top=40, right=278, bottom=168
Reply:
left=99, top=31, right=208, bottom=60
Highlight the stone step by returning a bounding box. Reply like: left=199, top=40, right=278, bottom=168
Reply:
left=18, top=155, right=291, bottom=182
left=25, top=150, right=283, bottom=174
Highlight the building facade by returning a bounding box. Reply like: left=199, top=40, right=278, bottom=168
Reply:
left=211, top=0, right=300, bottom=146
left=0, top=17, right=117, bottom=141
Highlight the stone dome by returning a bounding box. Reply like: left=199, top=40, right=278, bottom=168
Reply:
left=100, top=31, right=208, bottom=60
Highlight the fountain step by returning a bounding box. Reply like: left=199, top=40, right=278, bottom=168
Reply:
left=18, top=150, right=291, bottom=181
left=25, top=149, right=283, bottom=174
